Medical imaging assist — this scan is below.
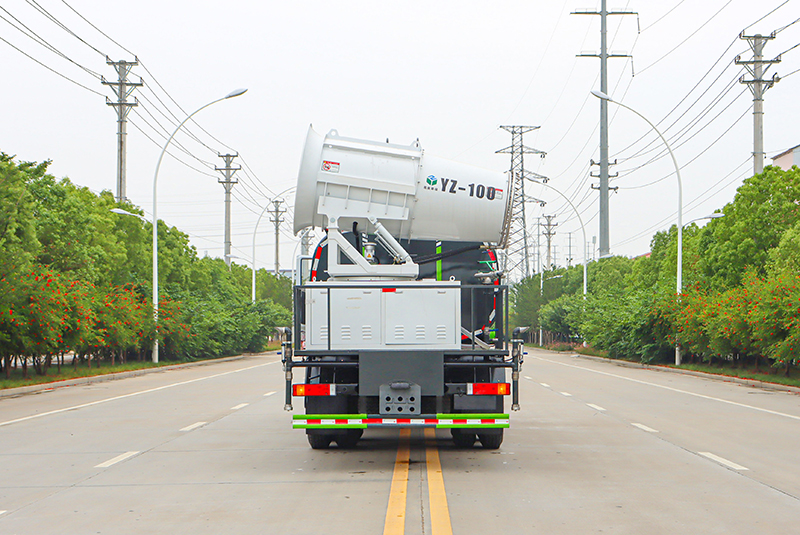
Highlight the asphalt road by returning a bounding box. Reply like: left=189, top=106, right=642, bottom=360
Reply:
left=1, top=349, right=799, bottom=534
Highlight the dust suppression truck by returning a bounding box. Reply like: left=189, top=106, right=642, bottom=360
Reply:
left=281, top=126, right=524, bottom=449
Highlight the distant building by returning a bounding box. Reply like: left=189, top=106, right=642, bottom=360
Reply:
left=771, top=144, right=800, bottom=170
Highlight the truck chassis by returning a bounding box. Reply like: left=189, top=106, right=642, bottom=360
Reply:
left=282, top=282, right=523, bottom=449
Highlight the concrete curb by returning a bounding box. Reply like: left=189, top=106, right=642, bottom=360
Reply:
left=560, top=351, right=800, bottom=395
left=0, top=353, right=274, bottom=399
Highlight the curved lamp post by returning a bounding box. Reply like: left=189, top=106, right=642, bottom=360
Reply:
left=591, top=89, right=683, bottom=365
left=251, top=187, right=296, bottom=303
left=530, top=180, right=589, bottom=346
left=252, top=204, right=271, bottom=303
left=152, top=88, right=247, bottom=363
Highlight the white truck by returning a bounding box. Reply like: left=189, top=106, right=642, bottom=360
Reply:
left=281, top=126, right=524, bottom=449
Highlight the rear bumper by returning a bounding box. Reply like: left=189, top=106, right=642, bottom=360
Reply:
left=293, top=413, right=510, bottom=429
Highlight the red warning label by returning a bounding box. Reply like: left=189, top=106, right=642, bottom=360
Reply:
left=322, top=160, right=340, bottom=173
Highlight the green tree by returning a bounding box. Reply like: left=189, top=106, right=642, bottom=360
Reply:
left=699, top=166, right=800, bottom=290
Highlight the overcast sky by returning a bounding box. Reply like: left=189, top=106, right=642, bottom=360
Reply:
left=2, top=0, right=799, bottom=275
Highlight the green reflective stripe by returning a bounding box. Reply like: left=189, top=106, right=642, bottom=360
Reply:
left=436, top=413, right=509, bottom=419
left=436, top=242, right=442, bottom=281
left=437, top=424, right=509, bottom=429
left=294, top=424, right=368, bottom=429
left=293, top=414, right=368, bottom=420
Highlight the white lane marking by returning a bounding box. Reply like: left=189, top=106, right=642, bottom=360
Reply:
left=95, top=451, right=139, bottom=468
left=0, top=360, right=279, bottom=428
left=180, top=421, right=207, bottom=432
left=231, top=403, right=249, bottom=410
left=587, top=403, right=606, bottom=411
left=0, top=510, right=6, bottom=516
left=560, top=392, right=572, bottom=397
left=524, top=376, right=533, bottom=380
left=539, top=382, right=550, bottom=387
left=698, top=452, right=749, bottom=471
left=263, top=391, right=277, bottom=397
left=632, top=423, right=659, bottom=433
left=533, top=356, right=800, bottom=422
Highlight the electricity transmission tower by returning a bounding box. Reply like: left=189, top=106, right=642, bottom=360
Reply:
left=270, top=199, right=287, bottom=274
left=216, top=154, right=240, bottom=266
left=102, top=57, right=142, bottom=202
left=496, top=126, right=546, bottom=281
left=736, top=32, right=781, bottom=175
left=573, top=1, right=636, bottom=257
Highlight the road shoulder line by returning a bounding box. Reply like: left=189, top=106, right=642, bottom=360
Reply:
left=569, top=352, right=800, bottom=394
left=0, top=353, right=279, bottom=399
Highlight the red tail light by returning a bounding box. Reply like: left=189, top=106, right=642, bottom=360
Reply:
left=467, top=383, right=510, bottom=395
left=293, top=384, right=336, bottom=396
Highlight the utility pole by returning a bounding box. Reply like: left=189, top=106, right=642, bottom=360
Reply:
left=574, top=1, right=636, bottom=257
left=270, top=198, right=286, bottom=274
left=566, top=232, right=573, bottom=268
left=542, top=215, right=557, bottom=270
left=497, top=126, right=546, bottom=281
left=216, top=153, right=240, bottom=266
left=102, top=57, right=142, bottom=202
left=300, top=228, right=314, bottom=255
left=536, top=218, right=541, bottom=274
left=736, top=32, right=780, bottom=175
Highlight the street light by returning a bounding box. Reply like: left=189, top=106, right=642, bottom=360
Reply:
left=225, top=253, right=246, bottom=272
left=111, top=208, right=147, bottom=222
left=684, top=213, right=724, bottom=228
left=152, top=88, right=247, bottom=363
left=591, top=89, right=683, bottom=365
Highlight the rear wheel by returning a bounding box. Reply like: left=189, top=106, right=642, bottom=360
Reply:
left=451, top=430, right=476, bottom=448
left=335, top=429, right=363, bottom=449
left=477, top=430, right=503, bottom=450
left=307, top=434, right=333, bottom=449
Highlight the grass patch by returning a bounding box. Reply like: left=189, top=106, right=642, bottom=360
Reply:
left=0, top=361, right=178, bottom=390
left=669, top=363, right=800, bottom=389
left=544, top=342, right=579, bottom=352
left=574, top=345, right=609, bottom=358
left=0, top=347, right=279, bottom=390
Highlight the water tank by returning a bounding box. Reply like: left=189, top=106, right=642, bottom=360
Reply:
left=293, top=126, right=512, bottom=245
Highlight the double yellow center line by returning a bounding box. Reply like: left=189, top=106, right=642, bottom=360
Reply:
left=383, top=428, right=453, bottom=535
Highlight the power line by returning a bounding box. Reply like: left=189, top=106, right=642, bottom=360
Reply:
left=640, top=0, right=687, bottom=33
left=59, top=0, right=134, bottom=56
left=617, top=103, right=752, bottom=189
left=613, top=48, right=742, bottom=162
left=24, top=0, right=105, bottom=56
left=0, top=7, right=102, bottom=78
left=611, top=157, right=751, bottom=249
left=614, top=84, right=747, bottom=177
left=775, top=16, right=800, bottom=34
left=129, top=109, right=216, bottom=170
left=743, top=0, right=792, bottom=33
left=127, top=117, right=219, bottom=179
left=0, top=35, right=105, bottom=96
left=636, top=0, right=734, bottom=75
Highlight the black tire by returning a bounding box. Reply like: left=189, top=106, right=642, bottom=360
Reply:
left=335, top=429, right=363, bottom=449
left=307, top=434, right=333, bottom=449
left=477, top=430, right=503, bottom=450
left=451, top=431, right=476, bottom=448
